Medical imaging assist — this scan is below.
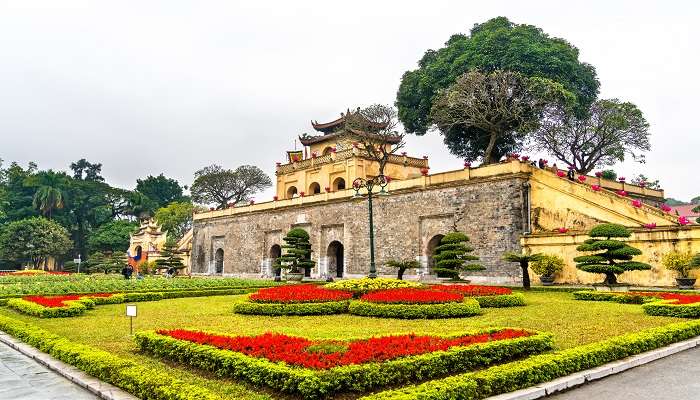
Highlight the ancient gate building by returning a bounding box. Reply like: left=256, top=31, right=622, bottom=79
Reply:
left=191, top=111, right=700, bottom=286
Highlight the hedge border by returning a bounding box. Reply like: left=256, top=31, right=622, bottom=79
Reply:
left=135, top=328, right=553, bottom=399
left=0, top=315, right=220, bottom=400
left=233, top=300, right=349, bottom=316
left=572, top=290, right=651, bottom=304
left=642, top=300, right=700, bottom=318
left=473, top=293, right=526, bottom=308
left=348, top=299, right=481, bottom=319
left=360, top=319, right=700, bottom=400
left=4, top=288, right=250, bottom=318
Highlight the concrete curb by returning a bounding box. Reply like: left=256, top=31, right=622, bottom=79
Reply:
left=487, top=336, right=700, bottom=400
left=0, top=332, right=138, bottom=400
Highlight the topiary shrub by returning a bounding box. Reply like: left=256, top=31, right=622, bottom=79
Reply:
left=531, top=254, right=565, bottom=276
left=433, top=232, right=483, bottom=279
left=661, top=251, right=696, bottom=278
left=385, top=259, right=420, bottom=280
left=274, top=228, right=315, bottom=275
left=502, top=252, right=543, bottom=290
left=574, top=223, right=651, bottom=285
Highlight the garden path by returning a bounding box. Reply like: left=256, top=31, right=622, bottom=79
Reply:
left=0, top=340, right=99, bottom=400
left=549, top=346, right=700, bottom=399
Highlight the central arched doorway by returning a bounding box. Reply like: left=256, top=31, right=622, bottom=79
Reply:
left=214, top=248, right=224, bottom=274
left=309, top=182, right=321, bottom=195
left=269, top=244, right=281, bottom=278
left=327, top=241, right=344, bottom=278
left=286, top=186, right=298, bottom=199
left=332, top=177, right=346, bottom=191
left=425, top=234, right=444, bottom=274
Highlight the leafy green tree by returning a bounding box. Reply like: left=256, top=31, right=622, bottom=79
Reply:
left=81, top=252, right=108, bottom=274
left=430, top=70, right=570, bottom=163
left=86, top=220, right=138, bottom=254
left=136, top=174, right=185, bottom=209
left=386, top=259, right=420, bottom=280
left=273, top=228, right=315, bottom=275
left=433, top=232, right=483, bottom=279
left=690, top=196, right=700, bottom=205
left=0, top=162, right=37, bottom=223
left=191, top=164, right=271, bottom=210
left=102, top=252, right=128, bottom=274
left=502, top=252, right=543, bottom=290
left=70, top=159, right=104, bottom=182
left=125, top=190, right=158, bottom=219
left=574, top=223, right=651, bottom=285
left=154, top=239, right=186, bottom=274
left=600, top=170, right=617, bottom=180
left=533, top=99, right=650, bottom=174
left=397, top=16, right=599, bottom=137
left=154, top=201, right=197, bottom=240
left=0, top=217, right=73, bottom=269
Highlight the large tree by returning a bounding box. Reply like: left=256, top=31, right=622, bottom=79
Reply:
left=136, top=174, right=185, bottom=209
left=70, top=159, right=104, bottom=182
left=154, top=201, right=197, bottom=240
left=86, top=220, right=138, bottom=254
left=191, top=165, right=271, bottom=210
left=0, top=217, right=73, bottom=269
left=532, top=99, right=650, bottom=174
left=396, top=16, right=599, bottom=136
left=26, top=170, right=71, bottom=219
left=344, top=104, right=406, bottom=176
left=430, top=70, right=570, bottom=163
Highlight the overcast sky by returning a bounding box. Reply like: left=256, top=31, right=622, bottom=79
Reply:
left=0, top=0, right=698, bottom=201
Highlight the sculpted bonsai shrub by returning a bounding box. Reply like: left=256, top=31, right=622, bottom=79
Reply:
left=530, top=254, right=565, bottom=286
left=503, top=252, right=543, bottom=289
left=662, top=251, right=697, bottom=289
left=386, top=259, right=420, bottom=280
left=574, top=223, right=651, bottom=285
left=273, top=228, right=315, bottom=280
left=433, top=232, right=483, bottom=280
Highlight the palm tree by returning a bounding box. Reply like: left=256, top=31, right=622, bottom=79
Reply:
left=29, top=171, right=69, bottom=219
left=503, top=252, right=543, bottom=290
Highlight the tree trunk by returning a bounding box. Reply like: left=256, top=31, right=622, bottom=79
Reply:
left=483, top=132, right=499, bottom=164
left=520, top=261, right=531, bottom=290
left=603, top=272, right=618, bottom=285
left=398, top=268, right=405, bottom=280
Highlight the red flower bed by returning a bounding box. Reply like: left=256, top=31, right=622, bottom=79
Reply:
left=360, top=288, right=463, bottom=304
left=633, top=292, right=700, bottom=305
left=249, top=284, right=352, bottom=304
left=157, top=328, right=531, bottom=369
left=431, top=284, right=512, bottom=296
left=23, top=293, right=113, bottom=308
left=0, top=271, right=71, bottom=276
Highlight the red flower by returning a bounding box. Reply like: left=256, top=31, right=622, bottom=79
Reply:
left=632, top=200, right=642, bottom=208
left=249, top=285, right=352, bottom=303
left=591, top=185, right=601, bottom=191
left=521, top=156, right=530, bottom=162
left=556, top=170, right=566, bottom=177
left=273, top=195, right=279, bottom=201
left=156, top=329, right=531, bottom=369
left=632, top=292, right=700, bottom=305
left=617, top=190, right=628, bottom=197
left=325, top=186, right=331, bottom=193
left=463, top=161, right=472, bottom=168
left=360, top=288, right=463, bottom=304
left=430, top=284, right=512, bottom=296
left=679, top=216, right=690, bottom=226
left=643, top=223, right=657, bottom=229
left=299, top=192, right=305, bottom=197
left=660, top=204, right=672, bottom=212
left=595, top=171, right=603, bottom=177
left=557, top=227, right=569, bottom=233
left=420, top=168, right=430, bottom=176
left=23, top=293, right=113, bottom=308
left=577, top=175, right=586, bottom=182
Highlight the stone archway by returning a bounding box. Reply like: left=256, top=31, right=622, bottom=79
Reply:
left=286, top=186, right=298, bottom=199
left=214, top=248, right=224, bottom=274
left=270, top=244, right=281, bottom=278
left=425, top=234, right=445, bottom=274
left=332, top=177, right=346, bottom=191
left=309, top=182, right=321, bottom=195
left=327, top=241, right=344, bottom=278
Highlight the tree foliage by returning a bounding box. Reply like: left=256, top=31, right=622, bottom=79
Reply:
left=661, top=251, right=696, bottom=278
left=191, top=164, right=271, bottom=210
left=26, top=170, right=70, bottom=219
left=530, top=254, right=565, bottom=276
left=136, top=174, right=185, bottom=209
left=70, top=159, right=104, bottom=182
left=385, top=259, right=420, bottom=280
left=396, top=16, right=599, bottom=137
left=86, top=220, right=138, bottom=254
left=345, top=104, right=406, bottom=175
left=154, top=239, right=186, bottom=273
left=273, top=228, right=315, bottom=274
left=574, top=223, right=651, bottom=284
left=532, top=99, right=650, bottom=174
left=430, top=70, right=571, bottom=163
left=154, top=201, right=197, bottom=240
left=631, top=174, right=661, bottom=190
left=502, top=251, right=543, bottom=290
left=0, top=217, right=73, bottom=268
left=432, top=232, right=483, bottom=279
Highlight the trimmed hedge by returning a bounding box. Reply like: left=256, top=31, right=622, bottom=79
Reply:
left=0, top=315, right=220, bottom=400
left=642, top=301, right=700, bottom=318
left=5, top=288, right=250, bottom=318
left=135, top=328, right=553, bottom=399
left=348, top=299, right=481, bottom=319
left=473, top=293, right=525, bottom=308
left=361, top=320, right=700, bottom=400
left=572, top=290, right=649, bottom=304
left=233, top=300, right=349, bottom=316
left=324, top=278, right=422, bottom=295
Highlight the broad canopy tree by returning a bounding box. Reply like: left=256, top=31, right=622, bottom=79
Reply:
left=396, top=16, right=599, bottom=162
left=0, top=217, right=73, bottom=269
left=135, top=174, right=185, bottom=209
left=191, top=164, right=271, bottom=210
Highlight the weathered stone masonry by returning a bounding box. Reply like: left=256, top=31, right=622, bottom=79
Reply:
left=191, top=174, right=529, bottom=283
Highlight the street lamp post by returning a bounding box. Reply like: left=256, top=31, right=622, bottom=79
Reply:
left=352, top=175, right=389, bottom=279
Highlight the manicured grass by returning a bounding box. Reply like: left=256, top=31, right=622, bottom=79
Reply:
left=0, top=290, right=685, bottom=400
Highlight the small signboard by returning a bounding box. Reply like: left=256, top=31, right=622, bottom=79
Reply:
left=126, top=304, right=137, bottom=317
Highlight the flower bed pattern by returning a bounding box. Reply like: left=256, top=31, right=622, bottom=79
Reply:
left=430, top=284, right=525, bottom=308
left=360, top=288, right=463, bottom=304
left=23, top=293, right=114, bottom=308
left=249, top=284, right=352, bottom=303
left=574, top=290, right=700, bottom=318
left=0, top=270, right=71, bottom=276
left=348, top=299, right=481, bottom=319
left=324, top=278, right=421, bottom=294
left=135, top=328, right=552, bottom=398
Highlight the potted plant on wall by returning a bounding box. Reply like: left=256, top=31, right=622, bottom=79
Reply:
left=274, top=228, right=315, bottom=282
left=661, top=251, right=697, bottom=289
left=531, top=254, right=564, bottom=286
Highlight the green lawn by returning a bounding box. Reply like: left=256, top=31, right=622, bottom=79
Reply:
left=0, top=291, right=685, bottom=400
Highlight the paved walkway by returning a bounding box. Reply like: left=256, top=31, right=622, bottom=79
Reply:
left=549, top=346, right=700, bottom=400
left=0, top=340, right=99, bottom=400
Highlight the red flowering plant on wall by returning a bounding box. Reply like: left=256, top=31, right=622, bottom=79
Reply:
left=156, top=329, right=531, bottom=369
left=23, top=293, right=113, bottom=308
left=616, top=190, right=628, bottom=197
left=430, top=284, right=512, bottom=296
left=660, top=204, right=673, bottom=212
left=679, top=216, right=691, bottom=226
left=556, top=170, right=566, bottom=177
left=360, top=288, right=463, bottom=304
left=632, top=200, right=643, bottom=208
left=591, top=185, right=601, bottom=191
left=248, top=284, right=352, bottom=304
left=644, top=223, right=657, bottom=229
left=557, top=227, right=569, bottom=233
left=595, top=171, right=603, bottom=177
left=577, top=175, right=586, bottom=183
